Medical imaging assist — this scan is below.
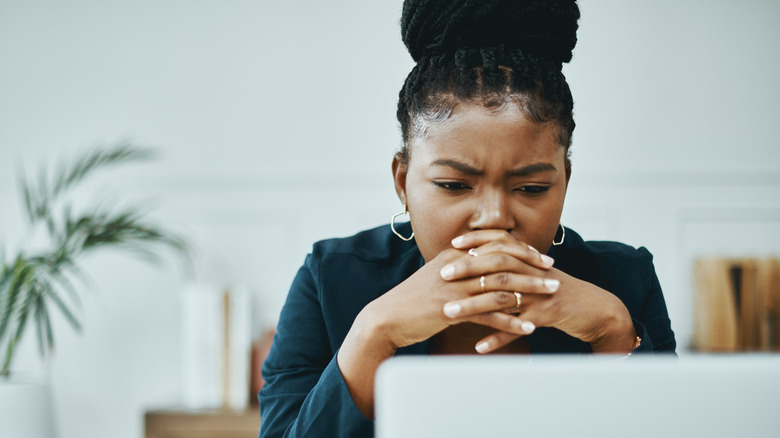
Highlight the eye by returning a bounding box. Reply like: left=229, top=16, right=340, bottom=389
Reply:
left=434, top=181, right=472, bottom=192
left=516, top=185, right=550, bottom=194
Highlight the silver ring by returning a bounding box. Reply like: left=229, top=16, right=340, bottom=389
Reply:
left=468, top=248, right=478, bottom=257
left=479, top=275, right=486, bottom=293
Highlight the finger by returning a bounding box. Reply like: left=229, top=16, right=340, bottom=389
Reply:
left=440, top=251, right=551, bottom=281
left=442, top=268, right=560, bottom=297
left=461, top=311, right=536, bottom=336
left=443, top=291, right=517, bottom=318
left=442, top=288, right=551, bottom=320
left=475, top=240, right=554, bottom=270
left=474, top=331, right=523, bottom=354
left=478, top=273, right=560, bottom=295
left=452, top=230, right=554, bottom=269
left=451, top=230, right=515, bottom=248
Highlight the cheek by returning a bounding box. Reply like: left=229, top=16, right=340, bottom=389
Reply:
left=405, top=175, right=466, bottom=262
left=526, top=189, right=566, bottom=251
left=407, top=198, right=462, bottom=263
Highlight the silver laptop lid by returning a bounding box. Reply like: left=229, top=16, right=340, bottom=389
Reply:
left=375, top=355, right=780, bottom=438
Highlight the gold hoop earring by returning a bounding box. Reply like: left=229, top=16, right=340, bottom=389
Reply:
left=552, top=224, right=565, bottom=246
left=391, top=205, right=414, bottom=241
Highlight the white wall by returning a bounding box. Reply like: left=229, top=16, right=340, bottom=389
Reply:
left=0, top=1, right=778, bottom=437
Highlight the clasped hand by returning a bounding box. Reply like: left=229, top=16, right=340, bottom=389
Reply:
left=363, top=229, right=635, bottom=354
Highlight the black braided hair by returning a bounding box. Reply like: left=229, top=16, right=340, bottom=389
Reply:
left=397, top=0, right=580, bottom=163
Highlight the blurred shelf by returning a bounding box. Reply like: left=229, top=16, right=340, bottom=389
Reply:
left=145, top=407, right=260, bottom=438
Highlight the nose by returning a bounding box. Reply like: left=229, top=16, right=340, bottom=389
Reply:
left=468, top=188, right=516, bottom=232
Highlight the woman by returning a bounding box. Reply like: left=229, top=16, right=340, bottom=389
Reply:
left=259, top=0, right=676, bottom=436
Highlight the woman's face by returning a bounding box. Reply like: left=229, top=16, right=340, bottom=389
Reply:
left=393, top=102, right=570, bottom=262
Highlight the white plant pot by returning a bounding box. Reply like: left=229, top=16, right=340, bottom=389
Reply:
left=0, top=376, right=56, bottom=438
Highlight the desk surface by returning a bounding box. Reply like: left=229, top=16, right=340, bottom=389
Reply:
left=145, top=407, right=260, bottom=438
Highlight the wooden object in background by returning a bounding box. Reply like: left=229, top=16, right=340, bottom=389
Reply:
left=249, top=328, right=276, bottom=406
left=738, top=260, right=759, bottom=349
left=222, top=289, right=231, bottom=409
left=693, top=257, right=780, bottom=352
left=693, top=258, right=738, bottom=351
left=756, top=258, right=780, bottom=349
left=145, top=408, right=260, bottom=438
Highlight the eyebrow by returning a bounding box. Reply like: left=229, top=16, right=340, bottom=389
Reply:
left=507, top=162, right=557, bottom=177
left=431, top=159, right=557, bottom=177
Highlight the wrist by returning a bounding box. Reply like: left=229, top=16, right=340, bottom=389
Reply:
left=337, top=305, right=398, bottom=419
left=590, top=304, right=636, bottom=354
left=351, top=303, right=399, bottom=354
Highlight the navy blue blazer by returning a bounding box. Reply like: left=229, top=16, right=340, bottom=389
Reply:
left=258, top=224, right=676, bottom=437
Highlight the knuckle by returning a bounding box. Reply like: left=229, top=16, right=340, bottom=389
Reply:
left=494, top=253, right=513, bottom=268
left=458, top=300, right=473, bottom=313
left=494, top=241, right=510, bottom=253
left=438, top=248, right=461, bottom=262
left=444, top=247, right=459, bottom=256
left=500, top=232, right=518, bottom=245
left=502, top=316, right=517, bottom=331
left=493, top=291, right=512, bottom=306
left=494, top=272, right=511, bottom=287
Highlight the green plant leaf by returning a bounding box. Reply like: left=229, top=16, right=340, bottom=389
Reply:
left=0, top=258, right=33, bottom=343
left=37, top=283, right=55, bottom=355
left=34, top=292, right=45, bottom=356
left=42, top=260, right=83, bottom=309
left=21, top=143, right=155, bottom=223
left=42, top=295, right=54, bottom=353
left=19, top=170, right=36, bottom=223
left=1, top=276, right=37, bottom=375
left=43, top=282, right=81, bottom=333
left=4, top=143, right=188, bottom=377
left=0, top=261, right=12, bottom=300
left=1, top=335, right=16, bottom=376
left=50, top=143, right=154, bottom=202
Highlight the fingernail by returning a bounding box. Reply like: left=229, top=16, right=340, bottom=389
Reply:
left=451, top=235, right=465, bottom=247
left=475, top=341, right=490, bottom=353
left=440, top=265, right=455, bottom=279
left=528, top=245, right=539, bottom=254
left=540, top=254, right=555, bottom=267
left=521, top=321, right=536, bottom=334
left=443, top=302, right=461, bottom=318
left=544, top=278, right=560, bottom=292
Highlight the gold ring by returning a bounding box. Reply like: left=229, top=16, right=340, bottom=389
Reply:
left=479, top=275, right=486, bottom=293
left=468, top=248, right=478, bottom=257
left=513, top=292, right=522, bottom=309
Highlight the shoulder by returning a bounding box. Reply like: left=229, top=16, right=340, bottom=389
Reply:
left=552, top=227, right=652, bottom=264
left=309, top=222, right=421, bottom=268
left=303, top=223, right=423, bottom=325
left=550, top=227, right=656, bottom=297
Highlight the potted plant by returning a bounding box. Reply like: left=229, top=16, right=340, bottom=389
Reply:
left=0, top=143, right=186, bottom=436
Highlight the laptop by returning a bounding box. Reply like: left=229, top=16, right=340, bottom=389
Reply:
left=375, top=354, right=780, bottom=438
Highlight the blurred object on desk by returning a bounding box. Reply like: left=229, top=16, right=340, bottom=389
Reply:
left=693, top=257, right=780, bottom=351
left=181, top=283, right=251, bottom=410
left=249, top=327, right=275, bottom=406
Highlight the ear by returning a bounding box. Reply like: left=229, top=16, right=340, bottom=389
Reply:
left=392, top=153, right=408, bottom=206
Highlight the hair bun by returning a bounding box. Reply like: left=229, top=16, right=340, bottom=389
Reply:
left=401, top=0, right=580, bottom=65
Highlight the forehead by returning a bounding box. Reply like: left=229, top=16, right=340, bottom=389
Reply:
left=410, top=103, right=563, bottom=166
